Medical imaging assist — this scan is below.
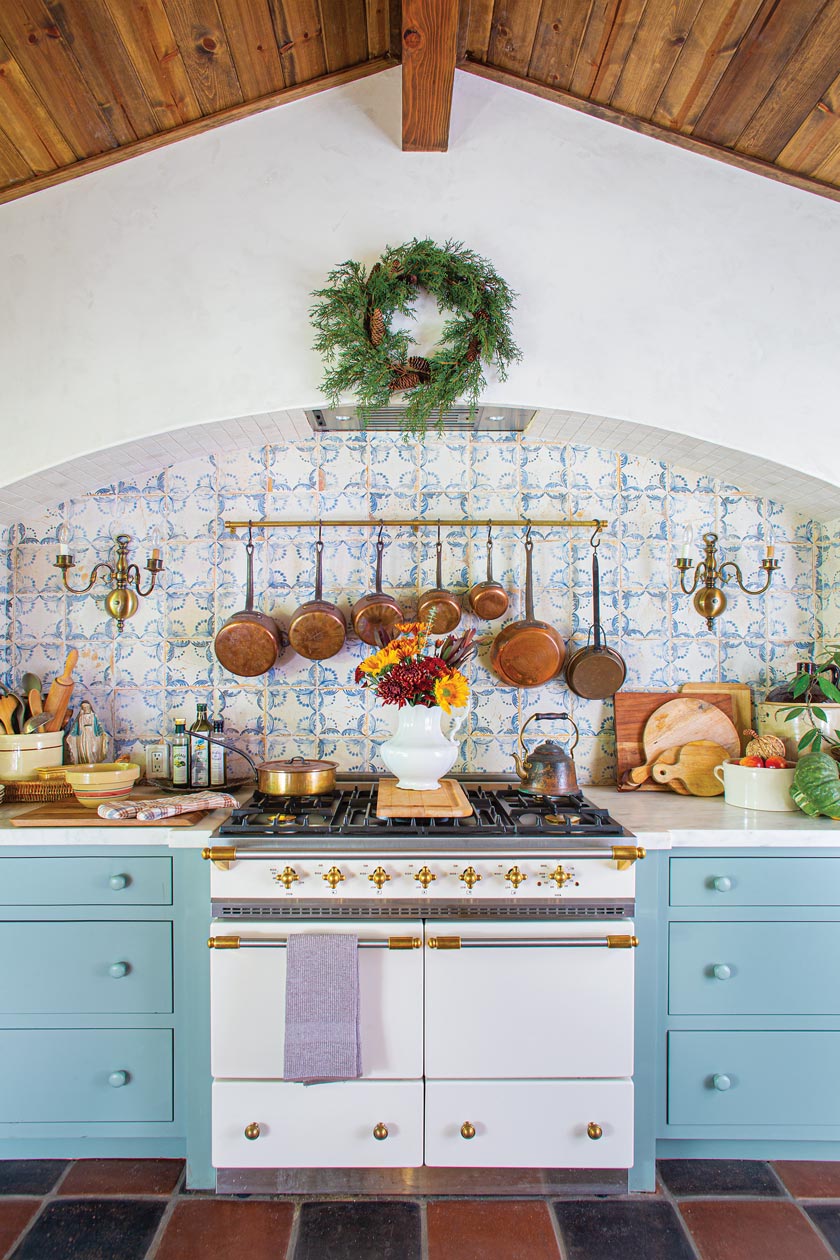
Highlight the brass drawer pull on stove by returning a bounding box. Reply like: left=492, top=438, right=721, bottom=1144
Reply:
left=460, top=1121, right=476, bottom=1140
left=244, top=1122, right=261, bottom=1140
left=587, top=1122, right=603, bottom=1140
left=373, top=1122, right=389, bottom=1140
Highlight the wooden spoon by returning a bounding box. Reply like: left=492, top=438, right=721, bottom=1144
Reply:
left=28, top=689, right=43, bottom=716
left=0, top=695, right=18, bottom=735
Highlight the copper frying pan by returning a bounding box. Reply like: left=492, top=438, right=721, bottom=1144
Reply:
left=490, top=527, right=565, bottom=688
left=214, top=525, right=282, bottom=677
left=565, top=530, right=626, bottom=699
left=467, top=522, right=509, bottom=621
left=287, top=527, right=346, bottom=661
left=352, top=526, right=403, bottom=646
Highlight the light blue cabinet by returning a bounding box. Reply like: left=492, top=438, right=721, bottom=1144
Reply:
left=0, top=856, right=172, bottom=905
left=670, top=856, right=840, bottom=907
left=0, top=1028, right=173, bottom=1123
left=669, top=921, right=840, bottom=1015
left=0, top=921, right=173, bottom=1014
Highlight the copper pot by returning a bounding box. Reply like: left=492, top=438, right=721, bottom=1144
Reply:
left=490, top=529, right=565, bottom=688
left=194, top=733, right=337, bottom=795
left=467, top=524, right=509, bottom=621
left=352, top=529, right=403, bottom=646
left=214, top=530, right=282, bottom=678
left=288, top=532, right=346, bottom=661
left=418, top=525, right=461, bottom=633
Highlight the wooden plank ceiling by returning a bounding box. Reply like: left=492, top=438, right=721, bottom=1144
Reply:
left=1, top=1, right=840, bottom=205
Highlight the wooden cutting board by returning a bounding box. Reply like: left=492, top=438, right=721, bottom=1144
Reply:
left=680, top=682, right=753, bottom=753
left=650, top=740, right=730, bottom=796
left=377, top=778, right=473, bottom=819
left=11, top=799, right=210, bottom=827
left=615, top=691, right=737, bottom=791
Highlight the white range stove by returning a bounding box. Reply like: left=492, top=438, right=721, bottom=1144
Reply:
left=202, top=779, right=644, bottom=1195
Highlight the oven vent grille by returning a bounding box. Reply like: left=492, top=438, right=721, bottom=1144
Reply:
left=306, top=406, right=534, bottom=433
left=215, top=902, right=630, bottom=919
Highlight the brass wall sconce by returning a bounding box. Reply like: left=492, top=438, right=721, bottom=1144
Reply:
left=675, top=527, right=778, bottom=631
left=54, top=526, right=164, bottom=632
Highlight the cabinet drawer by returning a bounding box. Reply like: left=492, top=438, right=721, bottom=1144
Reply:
left=668, top=1031, right=840, bottom=1127
left=425, top=1080, right=634, bottom=1169
left=670, top=857, right=840, bottom=907
left=669, top=921, right=840, bottom=1015
left=212, top=1080, right=423, bottom=1168
left=0, top=1028, right=173, bottom=1122
left=0, top=922, right=173, bottom=1014
left=0, top=857, right=172, bottom=906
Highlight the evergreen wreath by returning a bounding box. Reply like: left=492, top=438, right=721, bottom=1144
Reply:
left=310, top=238, right=522, bottom=436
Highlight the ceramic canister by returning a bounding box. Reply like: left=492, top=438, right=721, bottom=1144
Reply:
left=713, top=759, right=797, bottom=812
left=0, top=731, right=64, bottom=781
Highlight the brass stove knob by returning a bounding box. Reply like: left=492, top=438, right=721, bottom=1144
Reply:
left=369, top=867, right=390, bottom=890
left=460, top=1121, right=476, bottom=1140
left=505, top=866, right=527, bottom=889
left=244, top=1122, right=261, bottom=1141
left=587, top=1122, right=603, bottom=1141
left=547, top=864, right=573, bottom=888
left=415, top=866, right=436, bottom=890
left=372, top=1122, right=389, bottom=1140
left=275, top=866, right=299, bottom=890
left=323, top=866, right=345, bottom=890
left=460, top=866, right=481, bottom=890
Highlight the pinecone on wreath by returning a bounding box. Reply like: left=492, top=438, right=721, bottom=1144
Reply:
left=368, top=307, right=386, bottom=347
left=390, top=356, right=431, bottom=391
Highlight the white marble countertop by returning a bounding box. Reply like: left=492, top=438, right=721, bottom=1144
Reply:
left=2, top=785, right=840, bottom=850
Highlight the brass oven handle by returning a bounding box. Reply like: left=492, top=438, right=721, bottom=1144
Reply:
left=208, top=935, right=422, bottom=950
left=427, top=935, right=638, bottom=950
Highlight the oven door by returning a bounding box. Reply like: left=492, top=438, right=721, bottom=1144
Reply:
left=209, top=919, right=424, bottom=1080
left=424, top=919, right=635, bottom=1079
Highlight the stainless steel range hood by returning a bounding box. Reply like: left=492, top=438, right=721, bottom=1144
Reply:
left=306, top=406, right=535, bottom=433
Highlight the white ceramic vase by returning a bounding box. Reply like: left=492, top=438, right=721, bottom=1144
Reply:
left=379, top=704, right=468, bottom=791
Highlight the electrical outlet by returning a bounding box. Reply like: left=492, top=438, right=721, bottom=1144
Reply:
left=146, top=743, right=168, bottom=779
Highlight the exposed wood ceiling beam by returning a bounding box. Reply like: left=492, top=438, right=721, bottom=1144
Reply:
left=401, top=0, right=458, bottom=152
left=0, top=56, right=394, bottom=208
left=460, top=58, right=840, bottom=208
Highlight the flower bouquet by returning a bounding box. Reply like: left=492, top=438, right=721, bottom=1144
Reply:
left=356, top=620, right=476, bottom=790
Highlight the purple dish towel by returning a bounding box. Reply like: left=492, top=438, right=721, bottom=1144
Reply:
left=283, top=933, right=362, bottom=1083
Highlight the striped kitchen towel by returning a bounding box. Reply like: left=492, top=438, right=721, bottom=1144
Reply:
left=283, top=933, right=362, bottom=1083
left=97, top=792, right=238, bottom=821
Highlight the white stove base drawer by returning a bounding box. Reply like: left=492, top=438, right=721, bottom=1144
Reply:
left=425, top=1080, right=634, bottom=1169
left=212, top=1080, right=424, bottom=1169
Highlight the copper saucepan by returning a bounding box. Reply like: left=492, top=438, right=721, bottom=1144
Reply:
left=352, top=527, right=403, bottom=646
left=565, top=530, right=626, bottom=700
left=214, top=525, right=282, bottom=677
left=418, top=523, right=461, bottom=633
left=467, top=522, right=509, bottom=621
left=192, top=731, right=337, bottom=795
left=490, top=527, right=565, bottom=688
left=287, top=528, right=347, bottom=661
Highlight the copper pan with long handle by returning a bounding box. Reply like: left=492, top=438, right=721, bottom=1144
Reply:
left=287, top=528, right=346, bottom=661
left=352, top=527, right=403, bottom=646
left=418, top=523, right=461, bottom=633
left=490, top=528, right=565, bottom=688
left=214, top=527, right=282, bottom=678
left=467, top=522, right=509, bottom=621
left=565, top=530, right=626, bottom=700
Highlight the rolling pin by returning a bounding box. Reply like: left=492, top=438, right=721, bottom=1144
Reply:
left=44, top=650, right=79, bottom=732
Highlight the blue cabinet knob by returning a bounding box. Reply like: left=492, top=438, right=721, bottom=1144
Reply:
left=712, top=876, right=732, bottom=892
left=108, top=1070, right=128, bottom=1089
left=712, top=1073, right=732, bottom=1092
left=108, top=962, right=128, bottom=979
left=713, top=964, right=732, bottom=981
left=109, top=874, right=128, bottom=891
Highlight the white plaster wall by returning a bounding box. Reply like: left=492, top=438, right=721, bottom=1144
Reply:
left=2, top=66, right=839, bottom=488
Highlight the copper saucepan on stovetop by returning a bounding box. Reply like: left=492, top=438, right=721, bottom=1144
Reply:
left=192, top=731, right=337, bottom=796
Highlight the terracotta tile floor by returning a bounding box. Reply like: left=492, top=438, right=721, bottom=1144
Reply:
left=3, top=1158, right=840, bottom=1259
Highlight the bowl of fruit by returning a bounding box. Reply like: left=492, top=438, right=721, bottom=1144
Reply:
left=713, top=732, right=796, bottom=811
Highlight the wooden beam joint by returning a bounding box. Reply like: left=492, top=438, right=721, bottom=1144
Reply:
left=401, top=0, right=458, bottom=152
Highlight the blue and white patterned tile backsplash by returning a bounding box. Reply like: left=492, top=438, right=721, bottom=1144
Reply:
left=2, top=433, right=834, bottom=784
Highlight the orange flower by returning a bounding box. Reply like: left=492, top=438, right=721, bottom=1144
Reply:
left=434, top=670, right=469, bottom=714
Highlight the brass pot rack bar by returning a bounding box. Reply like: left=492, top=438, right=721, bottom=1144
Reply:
left=224, top=518, right=608, bottom=532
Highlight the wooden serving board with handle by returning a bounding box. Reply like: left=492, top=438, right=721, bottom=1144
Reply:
left=679, top=682, right=753, bottom=754
left=649, top=740, right=730, bottom=796
left=377, top=778, right=473, bottom=819
left=11, top=799, right=209, bottom=827
left=615, top=691, right=737, bottom=791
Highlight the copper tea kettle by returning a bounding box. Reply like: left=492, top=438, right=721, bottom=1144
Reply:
left=512, top=711, right=580, bottom=796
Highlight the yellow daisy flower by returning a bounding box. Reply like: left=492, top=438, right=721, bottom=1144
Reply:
left=359, top=646, right=399, bottom=676
left=434, top=670, right=469, bottom=714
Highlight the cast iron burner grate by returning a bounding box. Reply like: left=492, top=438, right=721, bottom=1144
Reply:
left=218, top=784, right=624, bottom=839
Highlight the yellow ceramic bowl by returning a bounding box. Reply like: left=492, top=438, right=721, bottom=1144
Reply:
left=63, top=762, right=141, bottom=809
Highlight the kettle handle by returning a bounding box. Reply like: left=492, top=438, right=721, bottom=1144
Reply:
left=518, top=711, right=580, bottom=758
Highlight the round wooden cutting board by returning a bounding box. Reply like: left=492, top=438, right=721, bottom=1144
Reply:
left=642, top=698, right=740, bottom=765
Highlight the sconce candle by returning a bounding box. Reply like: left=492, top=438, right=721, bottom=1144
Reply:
left=674, top=530, right=779, bottom=632
left=54, top=533, right=164, bottom=632
left=56, top=524, right=72, bottom=559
